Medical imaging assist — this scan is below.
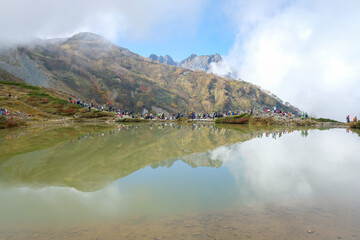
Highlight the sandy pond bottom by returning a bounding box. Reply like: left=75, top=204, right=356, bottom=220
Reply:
left=1, top=201, right=359, bottom=240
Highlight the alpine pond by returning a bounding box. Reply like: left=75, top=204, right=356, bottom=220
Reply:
left=0, top=124, right=360, bottom=240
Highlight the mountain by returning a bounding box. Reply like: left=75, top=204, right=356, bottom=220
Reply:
left=178, top=53, right=222, bottom=72
left=0, top=32, right=299, bottom=114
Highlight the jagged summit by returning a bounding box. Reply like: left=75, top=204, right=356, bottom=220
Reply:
left=184, top=54, right=197, bottom=61
left=149, top=54, right=177, bottom=66
left=148, top=53, right=223, bottom=72
left=179, top=53, right=222, bottom=71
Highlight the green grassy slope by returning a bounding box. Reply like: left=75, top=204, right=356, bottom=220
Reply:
left=0, top=76, right=114, bottom=128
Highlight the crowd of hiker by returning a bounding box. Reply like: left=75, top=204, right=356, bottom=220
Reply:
left=68, top=97, right=303, bottom=121
left=6, top=92, right=359, bottom=124
left=69, top=97, right=122, bottom=113
left=0, top=107, right=32, bottom=118
left=66, top=94, right=323, bottom=122
left=138, top=107, right=299, bottom=121
left=0, top=108, right=9, bottom=115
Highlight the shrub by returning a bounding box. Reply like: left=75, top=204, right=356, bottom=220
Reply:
left=7, top=116, right=16, bottom=127
left=0, top=80, right=40, bottom=90
left=115, top=118, right=147, bottom=123
left=234, top=113, right=251, bottom=118
left=215, top=114, right=251, bottom=124
left=80, top=111, right=114, bottom=119
left=0, top=115, right=25, bottom=128
left=52, top=99, right=69, bottom=105
left=64, top=106, right=77, bottom=115
left=350, top=121, right=360, bottom=129
left=25, top=96, right=39, bottom=106
left=0, top=115, right=7, bottom=128
left=40, top=98, right=51, bottom=104
left=312, top=118, right=339, bottom=123
left=28, top=91, right=51, bottom=98
left=56, top=104, right=64, bottom=113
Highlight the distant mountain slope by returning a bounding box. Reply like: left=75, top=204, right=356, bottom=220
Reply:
left=0, top=32, right=300, bottom=114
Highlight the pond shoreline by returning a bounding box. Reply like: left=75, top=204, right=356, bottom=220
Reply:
left=0, top=115, right=348, bottom=130
left=110, top=114, right=348, bottom=129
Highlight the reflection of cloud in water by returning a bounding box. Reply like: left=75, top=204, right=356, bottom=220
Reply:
left=210, top=129, right=360, bottom=202
left=0, top=184, right=124, bottom=225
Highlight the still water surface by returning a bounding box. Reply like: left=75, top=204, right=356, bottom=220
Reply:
left=0, top=124, right=359, bottom=239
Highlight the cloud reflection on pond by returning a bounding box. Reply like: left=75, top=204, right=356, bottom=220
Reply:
left=210, top=129, right=360, bottom=203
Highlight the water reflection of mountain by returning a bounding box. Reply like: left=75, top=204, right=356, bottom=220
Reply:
left=0, top=124, right=261, bottom=192
left=0, top=124, right=302, bottom=192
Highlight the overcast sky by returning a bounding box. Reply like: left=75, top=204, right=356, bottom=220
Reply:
left=0, top=0, right=359, bottom=120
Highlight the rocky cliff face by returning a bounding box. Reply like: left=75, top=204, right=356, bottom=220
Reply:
left=0, top=48, right=51, bottom=87
left=178, top=53, right=222, bottom=72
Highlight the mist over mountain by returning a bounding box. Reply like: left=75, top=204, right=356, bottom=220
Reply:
left=0, top=32, right=299, bottom=114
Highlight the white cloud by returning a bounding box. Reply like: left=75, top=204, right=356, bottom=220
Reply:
left=212, top=0, right=360, bottom=120
left=0, top=0, right=205, bottom=43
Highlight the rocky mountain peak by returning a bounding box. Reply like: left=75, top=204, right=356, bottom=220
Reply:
left=148, top=53, right=223, bottom=72
left=187, top=54, right=197, bottom=61
left=179, top=53, right=223, bottom=72
left=209, top=54, right=222, bottom=63
left=148, top=54, right=177, bottom=66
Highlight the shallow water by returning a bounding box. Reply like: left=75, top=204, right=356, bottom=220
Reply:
left=0, top=124, right=360, bottom=239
